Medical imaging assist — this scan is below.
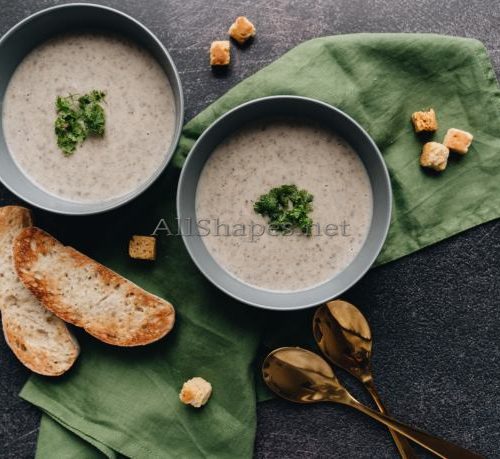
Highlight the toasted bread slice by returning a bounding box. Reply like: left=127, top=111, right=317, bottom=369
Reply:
left=14, top=227, right=175, bottom=346
left=0, top=207, right=79, bottom=376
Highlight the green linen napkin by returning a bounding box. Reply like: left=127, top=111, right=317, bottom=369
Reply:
left=20, top=33, right=500, bottom=458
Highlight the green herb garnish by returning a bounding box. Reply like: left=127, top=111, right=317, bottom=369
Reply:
left=55, top=90, right=106, bottom=155
left=254, top=184, right=314, bottom=235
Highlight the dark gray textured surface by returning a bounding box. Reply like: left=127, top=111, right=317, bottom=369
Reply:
left=0, top=1, right=499, bottom=458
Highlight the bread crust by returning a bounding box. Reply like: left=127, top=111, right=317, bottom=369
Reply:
left=14, top=227, right=175, bottom=346
left=0, top=206, right=79, bottom=376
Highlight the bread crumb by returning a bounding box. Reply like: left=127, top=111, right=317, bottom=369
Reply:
left=180, top=377, right=212, bottom=408
left=443, top=128, right=473, bottom=154
left=129, top=235, right=156, bottom=261
left=228, top=16, right=256, bottom=45
left=411, top=109, right=438, bottom=133
left=420, top=142, right=449, bottom=171
left=210, top=41, right=230, bottom=66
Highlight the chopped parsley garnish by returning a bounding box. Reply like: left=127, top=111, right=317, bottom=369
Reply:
left=254, top=184, right=314, bottom=235
left=55, top=90, right=106, bottom=155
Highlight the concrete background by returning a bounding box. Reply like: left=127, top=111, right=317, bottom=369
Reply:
left=0, top=1, right=499, bottom=457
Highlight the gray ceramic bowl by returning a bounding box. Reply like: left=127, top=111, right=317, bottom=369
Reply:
left=178, top=96, right=392, bottom=311
left=0, top=3, right=183, bottom=215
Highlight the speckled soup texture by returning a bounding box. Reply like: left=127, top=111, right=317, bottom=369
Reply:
left=2, top=33, right=176, bottom=203
left=196, top=119, right=373, bottom=292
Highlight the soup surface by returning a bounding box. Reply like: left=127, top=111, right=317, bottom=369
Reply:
left=195, top=119, right=373, bottom=292
left=2, top=33, right=176, bottom=203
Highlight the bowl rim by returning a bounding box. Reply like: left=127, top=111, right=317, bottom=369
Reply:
left=177, top=95, right=392, bottom=311
left=0, top=2, right=184, bottom=215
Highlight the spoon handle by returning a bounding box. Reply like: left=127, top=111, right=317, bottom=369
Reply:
left=364, top=381, right=418, bottom=459
left=345, top=397, right=484, bottom=459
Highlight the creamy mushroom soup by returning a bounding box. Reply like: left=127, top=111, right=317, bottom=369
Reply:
left=2, top=33, right=176, bottom=203
left=195, top=120, right=373, bottom=292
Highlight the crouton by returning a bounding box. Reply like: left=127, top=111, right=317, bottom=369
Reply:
left=129, top=235, right=157, bottom=261
left=420, top=142, right=449, bottom=172
left=443, top=128, right=473, bottom=154
left=210, top=41, right=230, bottom=66
left=411, top=109, right=438, bottom=133
left=179, top=377, right=212, bottom=408
left=228, top=16, right=256, bottom=45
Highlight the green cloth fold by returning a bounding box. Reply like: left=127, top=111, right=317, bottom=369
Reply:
left=20, top=33, right=500, bottom=458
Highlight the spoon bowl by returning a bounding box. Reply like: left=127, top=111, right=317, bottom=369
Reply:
left=313, top=300, right=372, bottom=382
left=262, top=347, right=349, bottom=404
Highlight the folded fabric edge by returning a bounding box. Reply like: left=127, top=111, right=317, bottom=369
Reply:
left=20, top=382, right=160, bottom=459
left=375, top=205, right=500, bottom=267
left=36, top=413, right=109, bottom=459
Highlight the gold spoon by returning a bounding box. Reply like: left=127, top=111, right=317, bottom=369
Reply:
left=262, top=347, right=483, bottom=459
left=313, top=300, right=416, bottom=459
